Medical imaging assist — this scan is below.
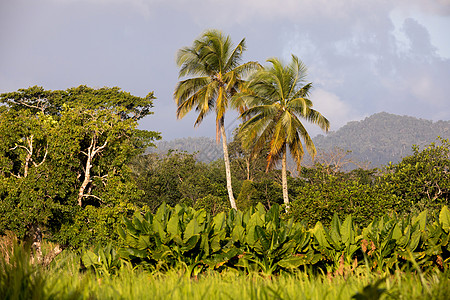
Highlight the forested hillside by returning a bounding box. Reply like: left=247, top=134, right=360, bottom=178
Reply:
left=153, top=112, right=450, bottom=168
left=313, top=112, right=450, bottom=167
left=150, top=137, right=223, bottom=163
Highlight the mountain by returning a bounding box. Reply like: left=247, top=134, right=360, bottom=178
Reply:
left=149, top=137, right=223, bottom=163
left=150, top=112, right=450, bottom=168
left=312, top=112, right=450, bottom=167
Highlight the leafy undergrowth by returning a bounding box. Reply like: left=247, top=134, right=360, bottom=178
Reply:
left=113, top=203, right=450, bottom=276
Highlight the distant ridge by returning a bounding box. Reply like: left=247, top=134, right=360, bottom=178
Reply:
left=150, top=112, right=450, bottom=168
left=149, top=136, right=223, bottom=163
left=312, top=112, right=450, bottom=167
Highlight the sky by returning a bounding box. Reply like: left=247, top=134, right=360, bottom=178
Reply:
left=1, top=0, right=450, bottom=141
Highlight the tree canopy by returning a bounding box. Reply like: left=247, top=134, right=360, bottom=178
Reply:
left=0, top=86, right=160, bottom=247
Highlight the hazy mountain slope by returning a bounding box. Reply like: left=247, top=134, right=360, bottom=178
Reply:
left=150, top=112, right=450, bottom=168
left=149, top=137, right=223, bottom=163
left=312, top=112, right=450, bottom=167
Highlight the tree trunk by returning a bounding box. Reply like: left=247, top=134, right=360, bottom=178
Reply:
left=77, top=136, right=107, bottom=207
left=281, top=147, right=290, bottom=210
left=77, top=152, right=92, bottom=207
left=246, top=157, right=251, bottom=181
left=221, top=125, right=237, bottom=210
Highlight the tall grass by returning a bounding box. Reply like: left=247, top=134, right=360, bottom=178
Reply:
left=1, top=240, right=450, bottom=300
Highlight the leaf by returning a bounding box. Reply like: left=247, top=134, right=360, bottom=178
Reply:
left=278, top=256, right=304, bottom=269
left=392, top=223, right=402, bottom=241
left=212, top=212, right=226, bottom=231
left=412, top=210, right=427, bottom=231
left=210, top=229, right=226, bottom=253
left=81, top=250, right=99, bottom=268
left=312, top=222, right=331, bottom=249
left=184, top=218, right=200, bottom=242
left=137, top=235, right=152, bottom=250
left=439, top=206, right=450, bottom=233
left=181, top=235, right=200, bottom=252
left=330, top=213, right=341, bottom=242
left=246, top=225, right=258, bottom=246
left=231, top=224, right=245, bottom=243
left=167, top=214, right=180, bottom=238
left=341, top=214, right=354, bottom=246
left=195, top=209, right=207, bottom=225
left=117, top=226, right=126, bottom=240
left=255, top=225, right=270, bottom=252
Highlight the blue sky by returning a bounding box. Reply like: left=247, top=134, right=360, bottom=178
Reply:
left=1, top=0, right=449, bottom=140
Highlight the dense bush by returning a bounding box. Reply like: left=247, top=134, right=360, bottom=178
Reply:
left=289, top=138, right=450, bottom=227
left=380, top=137, right=450, bottom=215
left=289, top=172, right=400, bottom=227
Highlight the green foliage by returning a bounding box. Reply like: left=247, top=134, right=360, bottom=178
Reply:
left=131, top=151, right=230, bottom=211
left=0, top=241, right=47, bottom=299
left=351, top=278, right=387, bottom=300
left=236, top=180, right=258, bottom=210
left=81, top=243, right=122, bottom=276
left=236, top=55, right=330, bottom=205
left=0, top=86, right=160, bottom=248
left=380, top=137, right=450, bottom=215
left=194, top=195, right=229, bottom=216
left=2, top=237, right=450, bottom=299
left=290, top=168, right=397, bottom=227
left=236, top=179, right=283, bottom=211
left=118, top=203, right=450, bottom=276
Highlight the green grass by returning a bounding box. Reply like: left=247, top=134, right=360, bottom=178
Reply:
left=2, top=244, right=450, bottom=300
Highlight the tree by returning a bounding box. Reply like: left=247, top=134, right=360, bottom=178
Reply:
left=380, top=137, right=450, bottom=214
left=0, top=86, right=160, bottom=252
left=174, top=29, right=260, bottom=210
left=236, top=55, right=330, bottom=206
left=228, top=128, right=271, bottom=182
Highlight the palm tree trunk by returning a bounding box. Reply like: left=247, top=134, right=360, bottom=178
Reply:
left=281, top=147, right=290, bottom=209
left=220, top=125, right=237, bottom=210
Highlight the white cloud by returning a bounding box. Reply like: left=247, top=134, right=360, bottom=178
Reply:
left=309, top=89, right=363, bottom=132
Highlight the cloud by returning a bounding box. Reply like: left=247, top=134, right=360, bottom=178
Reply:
left=3, top=0, right=449, bottom=141
left=308, top=89, right=363, bottom=133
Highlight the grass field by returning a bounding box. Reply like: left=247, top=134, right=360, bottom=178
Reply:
left=2, top=243, right=450, bottom=300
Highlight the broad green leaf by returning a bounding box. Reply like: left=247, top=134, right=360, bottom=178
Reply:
left=255, top=225, right=270, bottom=252
left=392, top=223, right=403, bottom=241
left=184, top=218, right=200, bottom=242
left=341, top=215, right=353, bottom=245
left=212, top=212, right=226, bottom=231
left=278, top=256, right=304, bottom=269
left=200, top=233, right=210, bottom=257
left=312, top=222, right=331, bottom=249
left=409, top=229, right=421, bottom=251
left=246, top=225, right=258, bottom=246
left=81, top=250, right=99, bottom=268
left=181, top=235, right=200, bottom=252
left=167, top=214, right=180, bottom=237
left=155, top=202, right=167, bottom=223
left=412, top=210, right=427, bottom=231
left=439, top=206, right=450, bottom=233
left=330, top=213, right=341, bottom=242
left=132, top=216, right=144, bottom=232
left=210, top=229, right=226, bottom=253
left=137, top=235, right=152, bottom=250
left=117, top=226, right=126, bottom=240
left=232, top=224, right=245, bottom=243
left=195, top=209, right=207, bottom=225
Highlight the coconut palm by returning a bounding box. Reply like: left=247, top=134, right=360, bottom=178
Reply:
left=174, top=29, right=260, bottom=210
left=237, top=55, right=330, bottom=207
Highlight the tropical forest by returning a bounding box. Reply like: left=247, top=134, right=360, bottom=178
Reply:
left=1, top=30, right=450, bottom=299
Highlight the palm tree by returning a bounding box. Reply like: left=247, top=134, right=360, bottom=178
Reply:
left=236, top=55, right=330, bottom=207
left=174, top=29, right=260, bottom=210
